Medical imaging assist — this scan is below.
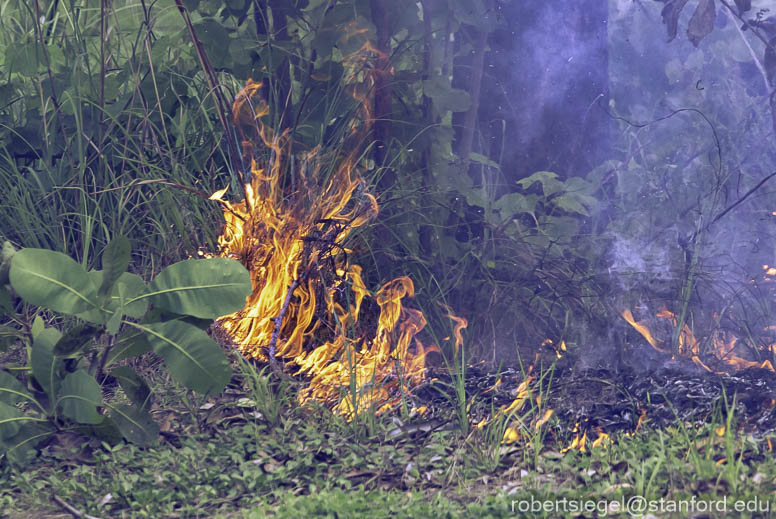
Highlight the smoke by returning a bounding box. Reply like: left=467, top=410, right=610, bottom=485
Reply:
left=510, top=2, right=608, bottom=147
left=608, top=234, right=672, bottom=279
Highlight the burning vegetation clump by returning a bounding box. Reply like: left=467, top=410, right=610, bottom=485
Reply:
left=213, top=44, right=440, bottom=418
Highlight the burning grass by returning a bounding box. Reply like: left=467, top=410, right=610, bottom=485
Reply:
left=203, top=22, right=776, bottom=464
left=622, top=307, right=776, bottom=374
left=213, top=44, right=441, bottom=419
left=4, top=358, right=776, bottom=518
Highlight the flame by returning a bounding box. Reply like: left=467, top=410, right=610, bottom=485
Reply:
left=562, top=423, right=587, bottom=453
left=623, top=307, right=775, bottom=374
left=635, top=408, right=647, bottom=432
left=503, top=376, right=534, bottom=415
left=591, top=427, right=611, bottom=449
left=503, top=426, right=520, bottom=444
left=216, top=32, right=442, bottom=419
left=621, top=309, right=668, bottom=353
left=440, top=303, right=468, bottom=355
left=534, top=409, right=554, bottom=430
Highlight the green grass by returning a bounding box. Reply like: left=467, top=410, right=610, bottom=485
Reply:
left=0, top=0, right=234, bottom=271
left=1, top=359, right=775, bottom=519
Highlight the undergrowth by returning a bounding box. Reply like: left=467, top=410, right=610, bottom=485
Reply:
left=0, top=357, right=774, bottom=519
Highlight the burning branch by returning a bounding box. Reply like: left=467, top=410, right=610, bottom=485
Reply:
left=268, top=278, right=299, bottom=372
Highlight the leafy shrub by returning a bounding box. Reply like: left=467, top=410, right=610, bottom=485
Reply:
left=0, top=237, right=251, bottom=465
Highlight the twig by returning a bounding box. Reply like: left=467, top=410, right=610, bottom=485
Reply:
left=697, top=169, right=776, bottom=236
left=268, top=279, right=299, bottom=372
left=724, top=7, right=771, bottom=93
left=52, top=493, right=102, bottom=519
left=718, top=0, right=776, bottom=56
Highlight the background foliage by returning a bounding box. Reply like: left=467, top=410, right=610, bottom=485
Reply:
left=0, top=0, right=775, bottom=367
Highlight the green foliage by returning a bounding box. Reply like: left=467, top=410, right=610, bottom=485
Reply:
left=0, top=237, right=251, bottom=465
left=0, top=0, right=231, bottom=265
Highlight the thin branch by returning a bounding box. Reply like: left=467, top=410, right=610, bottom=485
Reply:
left=718, top=0, right=776, bottom=56
left=725, top=7, right=771, bottom=92
left=172, top=0, right=250, bottom=202
left=268, top=279, right=299, bottom=372
left=52, top=493, right=103, bottom=519
left=699, top=169, right=776, bottom=233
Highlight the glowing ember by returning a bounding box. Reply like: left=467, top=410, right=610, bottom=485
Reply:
left=215, top=36, right=441, bottom=419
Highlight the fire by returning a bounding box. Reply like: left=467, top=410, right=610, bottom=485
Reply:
left=562, top=423, right=587, bottom=453
left=622, top=307, right=775, bottom=374
left=215, top=34, right=440, bottom=419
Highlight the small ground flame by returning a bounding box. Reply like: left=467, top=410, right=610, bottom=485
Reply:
left=622, top=307, right=775, bottom=373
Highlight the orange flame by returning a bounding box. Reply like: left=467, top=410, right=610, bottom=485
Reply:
left=623, top=307, right=775, bottom=374
left=561, top=423, right=587, bottom=453
left=216, top=33, right=439, bottom=419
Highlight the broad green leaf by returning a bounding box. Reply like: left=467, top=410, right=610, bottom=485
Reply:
left=451, top=0, right=494, bottom=30
left=552, top=193, right=597, bottom=217
left=493, top=193, right=537, bottom=218
left=562, top=177, right=595, bottom=194
left=105, top=330, right=153, bottom=367
left=99, top=236, right=130, bottom=297
left=228, top=32, right=257, bottom=65
left=30, top=326, right=63, bottom=405
left=106, top=308, right=122, bottom=335
left=74, top=418, right=122, bottom=445
left=143, top=258, right=250, bottom=319
left=469, top=152, right=500, bottom=169
left=194, top=19, right=230, bottom=67
left=0, top=370, right=35, bottom=406
left=108, top=404, right=158, bottom=446
left=53, top=323, right=99, bottom=355
left=9, top=249, right=98, bottom=315
left=0, top=400, right=26, bottom=440
left=57, top=370, right=103, bottom=425
left=79, top=272, right=148, bottom=324
left=422, top=75, right=471, bottom=114
left=539, top=216, right=580, bottom=240
left=116, top=273, right=148, bottom=318
left=0, top=421, right=55, bottom=467
left=76, top=270, right=108, bottom=324
left=31, top=316, right=44, bottom=339
left=137, top=320, right=231, bottom=396
left=516, top=171, right=563, bottom=196
left=7, top=43, right=41, bottom=77
left=111, top=367, right=153, bottom=411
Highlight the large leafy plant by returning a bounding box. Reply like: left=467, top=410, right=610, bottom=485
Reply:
left=0, top=237, right=251, bottom=465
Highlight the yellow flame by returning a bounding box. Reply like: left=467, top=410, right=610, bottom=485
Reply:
left=503, top=426, right=520, bottom=444
left=621, top=309, right=668, bottom=353
left=216, top=34, right=441, bottom=419
left=591, top=428, right=610, bottom=449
